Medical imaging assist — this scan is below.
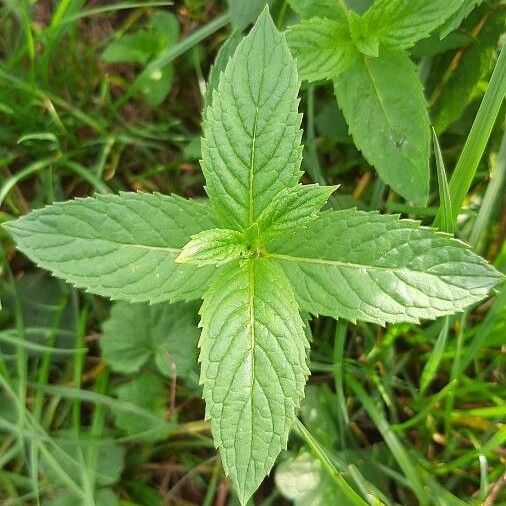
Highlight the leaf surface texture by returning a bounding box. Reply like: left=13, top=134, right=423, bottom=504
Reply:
left=269, top=209, right=502, bottom=324
left=199, top=259, right=309, bottom=503
left=333, top=48, right=430, bottom=203
left=201, top=9, right=302, bottom=230
left=5, top=193, right=217, bottom=303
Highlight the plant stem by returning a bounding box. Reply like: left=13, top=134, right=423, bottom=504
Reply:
left=294, top=419, right=370, bottom=506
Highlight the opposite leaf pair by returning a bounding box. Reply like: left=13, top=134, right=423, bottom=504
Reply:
left=286, top=0, right=471, bottom=204
left=4, top=8, right=502, bottom=505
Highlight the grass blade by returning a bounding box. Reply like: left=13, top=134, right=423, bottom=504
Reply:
left=294, top=419, right=371, bottom=506
left=419, top=318, right=450, bottom=393
left=432, top=127, right=454, bottom=234
left=435, top=44, right=506, bottom=225
left=347, top=376, right=430, bottom=506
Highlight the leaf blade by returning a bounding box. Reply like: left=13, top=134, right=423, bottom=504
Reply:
left=269, top=209, right=502, bottom=325
left=177, top=228, right=247, bottom=266
left=256, top=184, right=336, bottom=242
left=199, top=259, right=309, bottom=503
left=362, top=0, right=466, bottom=49
left=4, top=193, right=217, bottom=303
left=333, top=48, right=430, bottom=204
left=286, top=18, right=354, bottom=82
left=101, top=301, right=200, bottom=378
left=201, top=8, right=303, bottom=230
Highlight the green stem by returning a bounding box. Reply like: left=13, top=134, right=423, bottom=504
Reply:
left=346, top=376, right=429, bottom=506
left=333, top=322, right=349, bottom=448
left=294, top=419, right=370, bottom=506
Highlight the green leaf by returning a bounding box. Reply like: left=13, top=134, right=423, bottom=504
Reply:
left=42, top=488, right=119, bottom=506
left=229, top=0, right=268, bottom=30
left=199, top=259, right=309, bottom=504
left=439, top=0, right=485, bottom=38
left=362, top=0, right=466, bottom=49
left=201, top=8, right=302, bottom=230
left=150, top=12, right=180, bottom=44
left=300, top=385, right=340, bottom=448
left=177, top=228, right=247, bottom=266
left=437, top=44, right=506, bottom=225
left=348, top=11, right=379, bottom=56
left=286, top=0, right=349, bottom=21
left=333, top=48, right=430, bottom=204
left=137, top=65, right=174, bottom=107
left=113, top=373, right=173, bottom=442
left=102, top=32, right=157, bottom=64
left=269, top=209, right=503, bottom=325
left=101, top=301, right=200, bottom=378
left=4, top=193, right=217, bottom=304
left=433, top=128, right=454, bottom=234
left=256, top=184, right=336, bottom=242
left=275, top=452, right=348, bottom=505
left=285, top=18, right=354, bottom=82
left=102, top=12, right=179, bottom=106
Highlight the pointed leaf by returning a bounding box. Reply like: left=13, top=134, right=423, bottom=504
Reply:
left=201, top=8, right=303, bottom=230
left=333, top=48, right=430, bottom=204
left=177, top=228, right=247, bottom=266
left=256, top=184, right=336, bottom=242
left=199, top=259, right=309, bottom=503
left=4, top=193, right=217, bottom=304
left=439, top=0, right=485, bottom=38
left=348, top=11, right=379, bottom=56
left=286, top=18, right=353, bottom=82
left=269, top=209, right=503, bottom=325
left=433, top=129, right=454, bottom=234
left=362, top=0, right=466, bottom=49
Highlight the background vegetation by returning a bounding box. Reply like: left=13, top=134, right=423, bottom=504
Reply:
left=0, top=0, right=505, bottom=505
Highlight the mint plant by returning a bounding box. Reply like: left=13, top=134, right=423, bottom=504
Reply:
left=3, top=8, right=502, bottom=504
left=285, top=0, right=471, bottom=204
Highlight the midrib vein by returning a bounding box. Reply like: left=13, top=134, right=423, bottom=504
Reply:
left=269, top=252, right=416, bottom=274
left=247, top=259, right=256, bottom=460
left=363, top=54, right=395, bottom=133
left=248, top=108, right=259, bottom=226
left=20, top=230, right=181, bottom=254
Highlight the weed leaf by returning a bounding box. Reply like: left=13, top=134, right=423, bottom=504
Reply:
left=362, top=0, right=466, bottom=49
left=269, top=209, right=503, bottom=325
left=4, top=193, right=217, bottom=303
left=201, top=8, right=302, bottom=230
left=101, top=301, right=200, bottom=378
left=199, top=259, right=309, bottom=504
left=113, top=373, right=173, bottom=442
left=333, top=47, right=430, bottom=203
left=285, top=18, right=354, bottom=82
